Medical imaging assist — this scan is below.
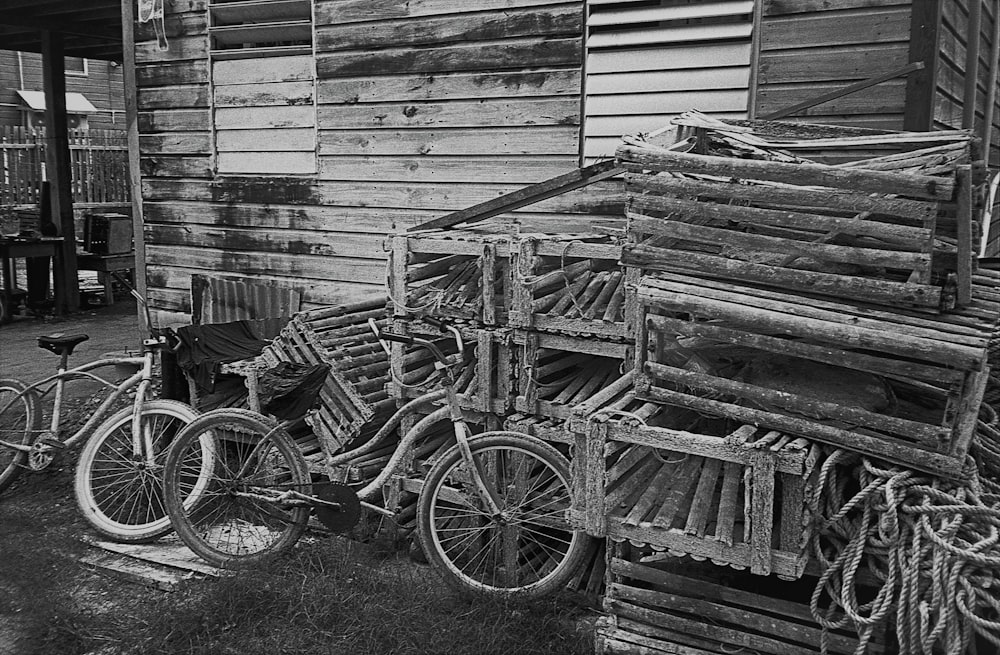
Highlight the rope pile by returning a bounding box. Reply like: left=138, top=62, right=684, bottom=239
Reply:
left=809, top=422, right=1000, bottom=655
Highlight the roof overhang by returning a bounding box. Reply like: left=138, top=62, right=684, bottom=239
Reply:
left=0, top=0, right=124, bottom=61
left=15, top=90, right=99, bottom=113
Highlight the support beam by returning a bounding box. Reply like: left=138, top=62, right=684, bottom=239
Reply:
left=963, top=0, right=983, bottom=130
left=41, top=30, right=79, bottom=314
left=904, top=0, right=943, bottom=131
left=122, top=0, right=148, bottom=335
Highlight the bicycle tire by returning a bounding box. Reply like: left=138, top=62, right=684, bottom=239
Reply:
left=0, top=378, right=41, bottom=493
left=417, top=431, right=589, bottom=598
left=163, top=409, right=310, bottom=568
left=74, top=399, right=203, bottom=542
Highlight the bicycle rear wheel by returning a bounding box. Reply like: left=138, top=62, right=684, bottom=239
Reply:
left=417, top=432, right=588, bottom=598
left=0, top=378, right=41, bottom=493
left=163, top=409, right=310, bottom=568
left=74, top=400, right=203, bottom=542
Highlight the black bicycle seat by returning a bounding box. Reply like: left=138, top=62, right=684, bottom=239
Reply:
left=37, top=333, right=90, bottom=356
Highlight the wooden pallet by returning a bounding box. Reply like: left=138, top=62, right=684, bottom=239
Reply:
left=389, top=320, right=515, bottom=415
left=632, top=272, right=993, bottom=477
left=598, top=557, right=884, bottom=655
left=513, top=330, right=630, bottom=420
left=387, top=228, right=513, bottom=326
left=510, top=236, right=626, bottom=340
left=618, top=137, right=978, bottom=310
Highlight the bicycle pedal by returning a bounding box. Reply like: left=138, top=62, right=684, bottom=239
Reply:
left=37, top=437, right=67, bottom=449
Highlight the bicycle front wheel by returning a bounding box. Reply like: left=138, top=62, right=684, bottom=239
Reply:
left=74, top=400, right=202, bottom=542
left=417, top=432, right=589, bottom=598
left=163, top=409, right=310, bottom=568
left=0, top=378, right=41, bottom=493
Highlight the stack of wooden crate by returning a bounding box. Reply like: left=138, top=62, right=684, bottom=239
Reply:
left=588, top=123, right=996, bottom=653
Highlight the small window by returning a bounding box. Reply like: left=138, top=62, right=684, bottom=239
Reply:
left=65, top=57, right=88, bottom=76
left=209, top=0, right=312, bottom=60
left=209, top=0, right=317, bottom=175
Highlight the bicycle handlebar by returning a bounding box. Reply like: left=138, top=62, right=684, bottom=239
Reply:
left=367, top=317, right=464, bottom=366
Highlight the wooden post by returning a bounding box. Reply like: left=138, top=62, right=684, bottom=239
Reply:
left=904, top=0, right=943, bottom=131
left=983, top=4, right=1000, bottom=166
left=41, top=30, right=79, bottom=313
left=122, top=0, right=148, bottom=334
left=963, top=0, right=984, bottom=130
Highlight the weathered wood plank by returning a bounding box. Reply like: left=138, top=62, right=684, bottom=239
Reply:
left=317, top=38, right=581, bottom=78
left=140, top=155, right=213, bottom=178
left=316, top=97, right=579, bottom=129
left=147, top=223, right=386, bottom=259
left=318, top=156, right=576, bottom=183
left=213, top=80, right=314, bottom=107
left=318, top=126, right=579, bottom=156
left=145, top=244, right=386, bottom=283
left=138, top=84, right=209, bottom=109
left=217, top=128, right=316, bottom=152
left=316, top=0, right=575, bottom=24
left=212, top=56, right=313, bottom=85
left=138, top=109, right=211, bottom=133
left=757, top=81, right=907, bottom=117
left=317, top=6, right=580, bottom=52
left=217, top=151, right=316, bottom=175
left=760, top=7, right=912, bottom=50
left=135, top=36, right=208, bottom=64
left=137, top=61, right=208, bottom=87
left=139, top=132, right=212, bottom=155
left=757, top=45, right=910, bottom=84
left=317, top=69, right=580, bottom=104
left=764, top=0, right=911, bottom=15
left=216, top=105, right=315, bottom=129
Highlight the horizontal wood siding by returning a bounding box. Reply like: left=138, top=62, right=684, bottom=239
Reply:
left=135, top=0, right=599, bottom=320
left=756, top=0, right=912, bottom=129
left=583, top=2, right=754, bottom=159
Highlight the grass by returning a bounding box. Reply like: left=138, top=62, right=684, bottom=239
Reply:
left=90, top=537, right=595, bottom=655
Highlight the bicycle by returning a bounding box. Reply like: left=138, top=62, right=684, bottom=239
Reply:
left=162, top=316, right=589, bottom=597
left=0, top=289, right=211, bottom=542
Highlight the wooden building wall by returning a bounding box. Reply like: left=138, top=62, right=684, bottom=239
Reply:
left=755, top=0, right=914, bottom=130
left=135, top=0, right=626, bottom=322
left=0, top=51, right=126, bottom=129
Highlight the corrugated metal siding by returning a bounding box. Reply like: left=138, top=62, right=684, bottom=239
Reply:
left=583, top=0, right=754, bottom=160
left=755, top=0, right=911, bottom=130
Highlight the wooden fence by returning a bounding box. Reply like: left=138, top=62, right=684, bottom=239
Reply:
left=0, top=126, right=130, bottom=207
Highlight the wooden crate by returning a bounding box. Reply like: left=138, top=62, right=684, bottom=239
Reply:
left=598, top=557, right=884, bottom=655
left=513, top=330, right=630, bottom=420
left=510, top=235, right=626, bottom=340
left=618, top=138, right=976, bottom=311
left=259, top=317, right=376, bottom=467
left=387, top=228, right=512, bottom=326
left=389, top=320, right=515, bottom=415
left=632, top=272, right=993, bottom=477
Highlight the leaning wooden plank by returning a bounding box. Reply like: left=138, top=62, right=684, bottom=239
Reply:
left=625, top=244, right=942, bottom=308
left=617, top=145, right=955, bottom=200
left=408, top=159, right=624, bottom=232
left=956, top=165, right=973, bottom=306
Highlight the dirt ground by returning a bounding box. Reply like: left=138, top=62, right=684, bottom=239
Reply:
left=0, top=301, right=147, bottom=655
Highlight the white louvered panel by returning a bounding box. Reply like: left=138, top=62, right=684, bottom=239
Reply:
left=583, top=0, right=754, bottom=159
left=586, top=41, right=751, bottom=73
left=588, top=0, right=754, bottom=26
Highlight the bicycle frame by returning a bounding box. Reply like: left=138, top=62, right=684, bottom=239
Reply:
left=0, top=346, right=157, bottom=462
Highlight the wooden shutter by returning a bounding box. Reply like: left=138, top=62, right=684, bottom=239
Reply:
left=584, top=0, right=754, bottom=159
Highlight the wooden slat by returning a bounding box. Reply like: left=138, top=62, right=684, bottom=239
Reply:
left=215, top=105, right=315, bottom=130
left=217, top=151, right=316, bottom=175
left=318, top=126, right=580, bottom=156
left=213, top=80, right=314, bottom=108
left=212, top=55, right=313, bottom=85
left=216, top=128, right=316, bottom=153
left=317, top=97, right=578, bottom=129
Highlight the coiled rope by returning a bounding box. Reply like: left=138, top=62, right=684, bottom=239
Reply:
left=809, top=425, right=1000, bottom=654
